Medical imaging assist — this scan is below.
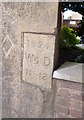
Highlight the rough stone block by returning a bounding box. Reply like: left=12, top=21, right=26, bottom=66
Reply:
left=55, top=79, right=83, bottom=118
left=56, top=112, right=70, bottom=118
left=56, top=96, right=70, bottom=107
left=22, top=33, right=55, bottom=89
left=2, top=81, right=44, bottom=118
left=57, top=88, right=71, bottom=97
left=69, top=108, right=82, bottom=118
left=2, top=2, right=59, bottom=118
left=55, top=104, right=69, bottom=115
left=70, top=99, right=82, bottom=110
left=70, top=90, right=82, bottom=101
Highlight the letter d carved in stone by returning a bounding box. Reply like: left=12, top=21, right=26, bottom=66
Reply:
left=44, top=57, right=50, bottom=66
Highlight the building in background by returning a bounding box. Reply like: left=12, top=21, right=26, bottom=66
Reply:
left=63, top=11, right=82, bottom=30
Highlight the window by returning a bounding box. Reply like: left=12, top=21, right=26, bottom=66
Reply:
left=70, top=21, right=76, bottom=25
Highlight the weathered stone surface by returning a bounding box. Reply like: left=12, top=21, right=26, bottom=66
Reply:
left=57, top=79, right=82, bottom=91
left=2, top=2, right=59, bottom=118
left=70, top=89, right=82, bottom=101
left=69, top=108, right=82, bottom=118
left=2, top=2, right=58, bottom=33
left=55, top=104, right=69, bottom=115
left=56, top=112, right=71, bottom=118
left=2, top=81, right=44, bottom=118
left=56, top=88, right=71, bottom=97
left=70, top=99, right=82, bottom=110
left=2, top=2, right=58, bottom=87
left=54, top=79, right=83, bottom=118
left=2, top=2, right=83, bottom=119
left=22, top=33, right=55, bottom=89
left=56, top=96, right=70, bottom=107
left=41, top=80, right=57, bottom=118
left=17, top=2, right=58, bottom=33
left=0, top=3, right=2, bottom=119
left=53, top=62, right=83, bottom=83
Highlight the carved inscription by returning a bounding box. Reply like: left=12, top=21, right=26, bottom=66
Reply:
left=25, top=53, right=50, bottom=66
left=22, top=33, right=55, bottom=89
left=44, top=57, right=50, bottom=66
left=25, top=53, right=39, bottom=64
left=26, top=69, right=47, bottom=80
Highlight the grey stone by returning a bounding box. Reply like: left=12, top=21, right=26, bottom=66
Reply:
left=2, top=2, right=59, bottom=118
left=2, top=80, right=44, bottom=118
left=22, top=33, right=55, bottom=89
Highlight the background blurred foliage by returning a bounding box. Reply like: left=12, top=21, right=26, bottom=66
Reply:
left=60, top=25, right=80, bottom=47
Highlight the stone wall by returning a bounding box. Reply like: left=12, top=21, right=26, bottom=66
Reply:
left=54, top=79, right=83, bottom=118
left=2, top=2, right=59, bottom=118
left=2, top=2, right=83, bottom=119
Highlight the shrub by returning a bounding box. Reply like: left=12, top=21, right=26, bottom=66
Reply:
left=75, top=54, right=84, bottom=63
left=60, top=25, right=80, bottom=47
